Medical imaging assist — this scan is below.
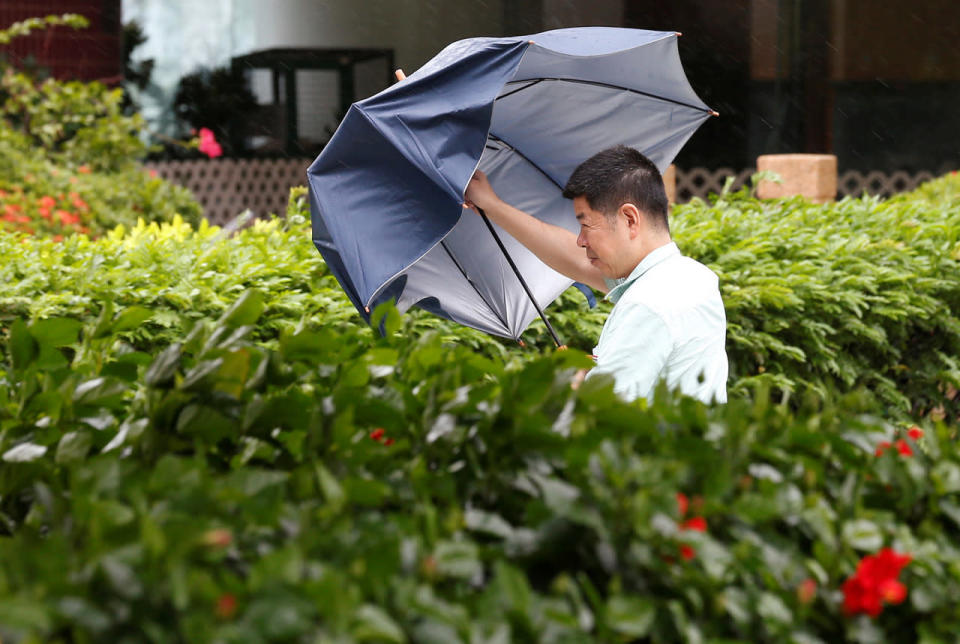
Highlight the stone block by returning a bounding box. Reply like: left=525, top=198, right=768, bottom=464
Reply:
left=756, top=154, right=837, bottom=203
left=662, top=164, right=676, bottom=204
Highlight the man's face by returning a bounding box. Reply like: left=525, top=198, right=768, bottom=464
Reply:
left=574, top=196, right=629, bottom=279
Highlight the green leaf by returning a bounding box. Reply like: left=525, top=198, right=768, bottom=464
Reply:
left=433, top=540, right=481, bottom=580
left=3, top=442, right=47, bottom=463
left=218, top=289, right=265, bottom=327
left=30, top=317, right=82, bottom=347
left=144, top=343, right=182, bottom=387
left=73, top=377, right=127, bottom=406
left=111, top=305, right=153, bottom=333
left=841, top=519, right=884, bottom=551
left=352, top=604, right=405, bottom=643
left=605, top=595, right=655, bottom=638
left=10, top=318, right=38, bottom=370
left=55, top=431, right=92, bottom=464
left=315, top=463, right=345, bottom=510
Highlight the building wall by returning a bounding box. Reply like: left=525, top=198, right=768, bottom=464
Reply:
left=0, top=0, right=122, bottom=82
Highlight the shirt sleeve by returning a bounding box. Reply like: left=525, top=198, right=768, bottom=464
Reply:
left=586, top=301, right=672, bottom=402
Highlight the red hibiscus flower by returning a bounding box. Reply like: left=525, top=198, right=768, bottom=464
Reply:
left=842, top=548, right=911, bottom=617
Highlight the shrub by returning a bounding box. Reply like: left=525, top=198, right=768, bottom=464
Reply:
left=0, top=294, right=957, bottom=641
left=669, top=178, right=960, bottom=420
left=0, top=14, right=201, bottom=237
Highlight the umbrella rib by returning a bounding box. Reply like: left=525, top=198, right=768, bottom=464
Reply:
left=439, top=240, right=513, bottom=337
left=496, top=77, right=713, bottom=115
left=477, top=209, right=563, bottom=348
left=495, top=79, right=543, bottom=101
left=487, top=134, right=563, bottom=190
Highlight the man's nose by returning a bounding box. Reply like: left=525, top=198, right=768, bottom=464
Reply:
left=576, top=230, right=586, bottom=248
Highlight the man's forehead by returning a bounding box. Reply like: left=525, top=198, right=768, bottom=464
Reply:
left=573, top=196, right=597, bottom=221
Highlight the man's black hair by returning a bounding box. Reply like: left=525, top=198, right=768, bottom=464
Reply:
left=562, top=145, right=669, bottom=232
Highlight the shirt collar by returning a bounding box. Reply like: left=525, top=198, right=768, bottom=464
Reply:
left=604, top=242, right=680, bottom=303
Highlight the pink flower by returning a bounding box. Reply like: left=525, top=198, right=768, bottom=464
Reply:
left=198, top=127, right=223, bottom=159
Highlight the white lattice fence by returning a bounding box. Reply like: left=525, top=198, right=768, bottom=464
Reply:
left=145, top=158, right=312, bottom=225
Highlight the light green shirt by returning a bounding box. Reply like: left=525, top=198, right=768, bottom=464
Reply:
left=586, top=242, right=728, bottom=403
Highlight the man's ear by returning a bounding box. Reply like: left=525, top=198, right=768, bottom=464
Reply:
left=620, top=203, right=643, bottom=238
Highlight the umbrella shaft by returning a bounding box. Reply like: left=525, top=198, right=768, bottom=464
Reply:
left=477, top=208, right=563, bottom=349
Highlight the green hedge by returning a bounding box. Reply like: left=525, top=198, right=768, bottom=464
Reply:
left=0, top=297, right=957, bottom=642
left=668, top=181, right=960, bottom=419
left=2, top=168, right=960, bottom=639
left=4, top=177, right=959, bottom=418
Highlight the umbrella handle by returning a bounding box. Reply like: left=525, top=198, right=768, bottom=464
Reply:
left=476, top=207, right=564, bottom=349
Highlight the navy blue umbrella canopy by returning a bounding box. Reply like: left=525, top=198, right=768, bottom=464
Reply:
left=308, top=27, right=714, bottom=341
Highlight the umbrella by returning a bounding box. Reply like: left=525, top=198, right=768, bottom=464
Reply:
left=307, top=27, right=715, bottom=345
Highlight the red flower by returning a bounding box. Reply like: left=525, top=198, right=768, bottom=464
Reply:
left=38, top=206, right=51, bottom=219
left=77, top=164, right=91, bottom=174
left=895, top=439, right=913, bottom=457
left=215, top=593, right=237, bottom=619
left=681, top=516, right=707, bottom=532
left=38, top=195, right=56, bottom=209
left=875, top=441, right=892, bottom=457
left=842, top=548, right=911, bottom=618
left=798, top=578, right=817, bottom=604
left=676, top=492, right=689, bottom=517
left=679, top=544, right=696, bottom=561
left=370, top=428, right=385, bottom=442
left=384, top=438, right=395, bottom=446
left=56, top=210, right=80, bottom=226
left=907, top=426, right=924, bottom=440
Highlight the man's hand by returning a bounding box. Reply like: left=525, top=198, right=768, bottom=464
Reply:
left=463, top=170, right=501, bottom=213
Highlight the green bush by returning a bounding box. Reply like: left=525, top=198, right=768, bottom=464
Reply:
left=0, top=294, right=957, bottom=642
left=2, top=173, right=960, bottom=640
left=5, top=174, right=960, bottom=421
left=669, top=178, right=960, bottom=420
left=0, top=14, right=201, bottom=237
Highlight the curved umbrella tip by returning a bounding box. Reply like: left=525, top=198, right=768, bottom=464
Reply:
left=709, top=110, right=720, bottom=117
left=675, top=31, right=682, bottom=37
left=394, top=69, right=406, bottom=82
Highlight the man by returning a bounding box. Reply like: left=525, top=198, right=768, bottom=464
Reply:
left=464, top=145, right=727, bottom=403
